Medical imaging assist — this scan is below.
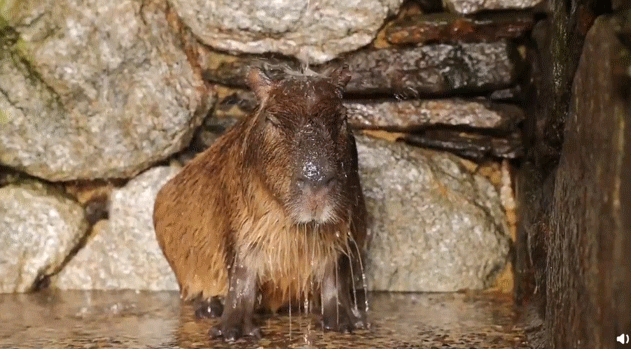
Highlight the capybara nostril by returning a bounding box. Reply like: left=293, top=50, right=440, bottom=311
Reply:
left=296, top=165, right=337, bottom=193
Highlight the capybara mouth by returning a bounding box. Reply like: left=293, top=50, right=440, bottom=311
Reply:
left=290, top=193, right=338, bottom=224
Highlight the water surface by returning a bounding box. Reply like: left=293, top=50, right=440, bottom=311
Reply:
left=0, top=290, right=530, bottom=348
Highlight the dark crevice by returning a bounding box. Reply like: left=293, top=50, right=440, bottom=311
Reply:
left=29, top=178, right=124, bottom=292
left=0, top=166, right=29, bottom=188
left=30, top=272, right=51, bottom=292
left=403, top=131, right=523, bottom=161
left=9, top=52, right=66, bottom=112
left=404, top=0, right=444, bottom=14
left=0, top=84, right=29, bottom=117
left=0, top=25, right=20, bottom=49
left=22, top=189, right=113, bottom=292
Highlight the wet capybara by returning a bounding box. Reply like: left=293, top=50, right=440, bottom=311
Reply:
left=153, top=65, right=368, bottom=341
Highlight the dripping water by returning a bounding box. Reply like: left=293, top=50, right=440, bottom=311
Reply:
left=307, top=224, right=314, bottom=336
left=320, top=286, right=324, bottom=320
left=345, top=216, right=360, bottom=313
left=348, top=236, right=359, bottom=312
left=335, top=249, right=340, bottom=328
left=349, top=233, right=369, bottom=313
left=289, top=283, right=293, bottom=339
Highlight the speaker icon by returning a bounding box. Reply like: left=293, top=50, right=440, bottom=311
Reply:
left=618, top=333, right=630, bottom=344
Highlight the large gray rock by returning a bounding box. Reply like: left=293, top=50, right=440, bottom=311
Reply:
left=0, top=0, right=213, bottom=181
left=54, top=166, right=180, bottom=291
left=168, top=0, right=404, bottom=64
left=357, top=135, right=510, bottom=292
left=443, top=0, right=544, bottom=14
left=0, top=183, right=88, bottom=293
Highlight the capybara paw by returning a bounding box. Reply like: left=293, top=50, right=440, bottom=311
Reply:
left=209, top=322, right=261, bottom=342
left=322, top=313, right=354, bottom=333
left=194, top=297, right=223, bottom=319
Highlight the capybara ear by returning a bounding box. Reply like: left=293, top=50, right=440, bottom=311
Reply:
left=324, top=64, right=352, bottom=90
left=247, top=68, right=274, bottom=101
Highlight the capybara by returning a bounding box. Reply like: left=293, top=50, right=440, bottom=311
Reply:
left=153, top=64, right=368, bottom=341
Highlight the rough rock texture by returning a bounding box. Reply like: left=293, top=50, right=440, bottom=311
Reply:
left=54, top=166, right=180, bottom=291
left=516, top=0, right=594, bottom=306
left=385, top=12, right=535, bottom=45
left=168, top=0, right=404, bottom=64
left=339, top=42, right=520, bottom=95
left=613, top=0, right=630, bottom=10
left=202, top=42, right=521, bottom=96
left=443, top=0, right=544, bottom=14
left=347, top=99, right=524, bottom=131
left=0, top=183, right=88, bottom=293
left=192, top=90, right=525, bottom=160
left=357, top=135, right=510, bottom=292
left=489, top=85, right=522, bottom=101
left=514, top=1, right=610, bottom=346
left=0, top=0, right=213, bottom=181
left=404, top=130, right=523, bottom=159
left=204, top=88, right=525, bottom=132
left=544, top=16, right=631, bottom=349
left=196, top=90, right=526, bottom=160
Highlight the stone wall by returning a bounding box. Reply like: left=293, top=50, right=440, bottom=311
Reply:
left=516, top=0, right=631, bottom=348
left=0, top=0, right=538, bottom=295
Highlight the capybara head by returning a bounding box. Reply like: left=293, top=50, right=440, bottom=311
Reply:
left=243, top=65, right=356, bottom=225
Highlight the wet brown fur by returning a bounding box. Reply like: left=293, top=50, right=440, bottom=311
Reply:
left=153, top=66, right=367, bottom=318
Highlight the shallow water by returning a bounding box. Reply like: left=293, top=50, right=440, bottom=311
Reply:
left=0, top=290, right=530, bottom=348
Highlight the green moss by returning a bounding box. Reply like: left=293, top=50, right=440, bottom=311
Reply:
left=0, top=0, right=19, bottom=26
left=0, top=109, right=10, bottom=125
left=13, top=37, right=33, bottom=62
left=0, top=0, right=33, bottom=59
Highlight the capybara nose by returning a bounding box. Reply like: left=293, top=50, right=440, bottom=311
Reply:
left=296, top=162, right=337, bottom=193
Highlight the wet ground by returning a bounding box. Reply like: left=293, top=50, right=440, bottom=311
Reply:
left=0, top=290, right=530, bottom=348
